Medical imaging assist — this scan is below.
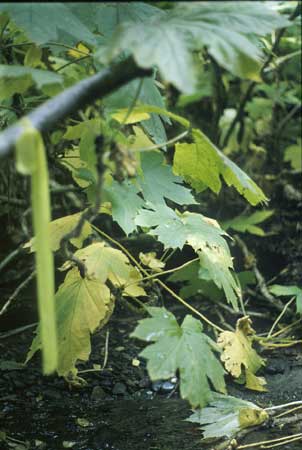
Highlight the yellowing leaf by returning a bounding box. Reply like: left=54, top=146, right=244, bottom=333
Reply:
left=24, top=212, right=93, bottom=252
left=60, top=147, right=92, bottom=188
left=67, top=42, right=90, bottom=58
left=111, top=109, right=151, bottom=124
left=24, top=45, right=42, bottom=68
left=63, top=242, right=146, bottom=297
left=26, top=268, right=114, bottom=377
left=217, top=316, right=266, bottom=391
left=139, top=251, right=165, bottom=272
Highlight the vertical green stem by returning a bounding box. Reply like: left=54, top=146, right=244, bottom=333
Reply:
left=16, top=122, right=58, bottom=374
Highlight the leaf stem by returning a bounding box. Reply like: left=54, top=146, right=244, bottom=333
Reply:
left=91, top=224, right=225, bottom=333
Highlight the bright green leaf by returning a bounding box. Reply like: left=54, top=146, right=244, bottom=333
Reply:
left=223, top=210, right=274, bottom=235
left=269, top=284, right=302, bottom=314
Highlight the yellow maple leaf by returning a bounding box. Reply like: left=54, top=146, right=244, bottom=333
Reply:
left=217, top=316, right=267, bottom=391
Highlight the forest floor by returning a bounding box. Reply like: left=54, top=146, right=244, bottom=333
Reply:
left=0, top=298, right=301, bottom=450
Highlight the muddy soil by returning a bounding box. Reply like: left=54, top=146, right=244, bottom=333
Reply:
left=1, top=301, right=301, bottom=450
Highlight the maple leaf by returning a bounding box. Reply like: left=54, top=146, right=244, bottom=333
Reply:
left=24, top=212, right=93, bottom=252
left=103, top=178, right=145, bottom=235
left=26, top=268, right=114, bottom=377
left=217, top=316, right=267, bottom=391
left=62, top=242, right=146, bottom=298
left=187, top=393, right=268, bottom=439
left=174, top=129, right=268, bottom=205
left=132, top=307, right=226, bottom=408
left=139, top=251, right=165, bottom=272
left=136, top=205, right=241, bottom=309
left=137, top=150, right=197, bottom=206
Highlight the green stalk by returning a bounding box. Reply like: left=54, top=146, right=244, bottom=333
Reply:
left=16, top=120, right=58, bottom=374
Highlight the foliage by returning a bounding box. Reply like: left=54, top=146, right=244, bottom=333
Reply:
left=218, top=317, right=267, bottom=391
left=131, top=307, right=226, bottom=408
left=0, top=1, right=300, bottom=429
left=187, top=393, right=268, bottom=439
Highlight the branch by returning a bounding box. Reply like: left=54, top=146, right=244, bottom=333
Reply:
left=0, top=56, right=152, bottom=157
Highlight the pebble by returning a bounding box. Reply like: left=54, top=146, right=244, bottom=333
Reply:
left=112, top=382, right=127, bottom=395
left=91, top=386, right=107, bottom=402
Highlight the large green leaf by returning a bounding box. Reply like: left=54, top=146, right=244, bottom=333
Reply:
left=137, top=151, right=196, bottom=206
left=104, top=77, right=169, bottom=146
left=132, top=307, right=226, bottom=408
left=1, top=3, right=96, bottom=45
left=0, top=65, right=63, bottom=100
left=174, top=129, right=268, bottom=205
left=103, top=178, right=145, bottom=235
left=26, top=268, right=114, bottom=377
left=104, top=2, right=289, bottom=93
left=136, top=206, right=241, bottom=309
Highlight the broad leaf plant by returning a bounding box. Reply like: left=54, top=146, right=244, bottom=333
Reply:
left=0, top=1, right=300, bottom=433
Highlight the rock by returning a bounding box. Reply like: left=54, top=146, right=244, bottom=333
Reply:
left=91, top=386, right=106, bottom=402
left=112, top=382, right=127, bottom=395
left=161, top=381, right=175, bottom=392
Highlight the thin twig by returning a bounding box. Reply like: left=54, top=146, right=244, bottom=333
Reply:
left=0, top=271, right=36, bottom=316
left=91, top=224, right=225, bottom=333
left=0, top=322, right=37, bottom=339
left=267, top=296, right=296, bottom=338
left=236, top=433, right=302, bottom=449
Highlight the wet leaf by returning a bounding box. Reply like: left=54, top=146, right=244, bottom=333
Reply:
left=132, top=307, right=226, bottom=408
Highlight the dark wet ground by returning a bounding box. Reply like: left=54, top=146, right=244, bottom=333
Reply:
left=1, top=302, right=301, bottom=450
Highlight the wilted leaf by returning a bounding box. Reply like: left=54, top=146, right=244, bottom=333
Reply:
left=63, top=241, right=146, bottom=297
left=24, top=212, right=93, bottom=252
left=187, top=393, right=268, bottom=439
left=217, top=316, right=266, bottom=391
left=139, top=251, right=165, bottom=272
left=132, top=307, right=226, bottom=408
left=26, top=268, right=114, bottom=376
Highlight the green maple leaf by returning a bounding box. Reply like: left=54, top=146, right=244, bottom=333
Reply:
left=132, top=307, right=226, bottom=408
left=136, top=206, right=240, bottom=308
left=26, top=268, right=114, bottom=377
left=138, top=151, right=197, bottom=206
left=104, top=2, right=288, bottom=93
left=174, top=129, right=268, bottom=205
left=103, top=179, right=145, bottom=235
